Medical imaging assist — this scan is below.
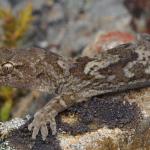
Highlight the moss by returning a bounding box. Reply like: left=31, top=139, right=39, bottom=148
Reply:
left=0, top=3, right=33, bottom=47
left=86, top=137, right=118, bottom=150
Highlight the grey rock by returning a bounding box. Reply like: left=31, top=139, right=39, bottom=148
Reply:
left=1, top=88, right=150, bottom=150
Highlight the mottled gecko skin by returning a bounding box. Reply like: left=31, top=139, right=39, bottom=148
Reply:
left=0, top=34, right=150, bottom=140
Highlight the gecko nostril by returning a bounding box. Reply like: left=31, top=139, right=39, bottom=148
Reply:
left=1, top=62, right=14, bottom=74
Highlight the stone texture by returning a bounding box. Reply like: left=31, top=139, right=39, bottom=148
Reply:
left=1, top=88, right=150, bottom=150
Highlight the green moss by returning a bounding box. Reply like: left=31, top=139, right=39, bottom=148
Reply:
left=0, top=3, right=33, bottom=47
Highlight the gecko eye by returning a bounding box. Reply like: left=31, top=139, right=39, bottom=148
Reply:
left=1, top=62, right=14, bottom=74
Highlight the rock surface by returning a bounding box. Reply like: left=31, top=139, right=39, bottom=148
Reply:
left=1, top=88, right=150, bottom=150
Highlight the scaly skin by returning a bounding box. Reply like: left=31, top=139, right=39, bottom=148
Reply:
left=0, top=34, right=150, bottom=140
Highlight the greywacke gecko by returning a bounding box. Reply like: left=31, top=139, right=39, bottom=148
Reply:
left=0, top=34, right=150, bottom=140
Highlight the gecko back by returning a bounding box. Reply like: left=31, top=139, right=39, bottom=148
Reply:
left=69, top=34, right=150, bottom=97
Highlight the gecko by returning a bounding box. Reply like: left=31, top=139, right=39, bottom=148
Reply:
left=0, top=34, right=150, bottom=140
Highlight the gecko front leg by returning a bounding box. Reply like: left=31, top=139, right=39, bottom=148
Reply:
left=28, top=91, right=80, bottom=140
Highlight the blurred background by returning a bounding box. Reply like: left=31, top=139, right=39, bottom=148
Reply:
left=0, top=0, right=149, bottom=122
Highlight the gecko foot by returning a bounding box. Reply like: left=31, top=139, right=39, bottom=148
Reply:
left=28, top=110, right=57, bottom=140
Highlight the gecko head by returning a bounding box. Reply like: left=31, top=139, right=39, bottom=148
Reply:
left=0, top=47, right=46, bottom=89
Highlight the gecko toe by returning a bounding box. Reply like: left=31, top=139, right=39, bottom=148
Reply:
left=41, top=124, right=48, bottom=140
left=28, top=123, right=33, bottom=131
left=49, top=117, right=57, bottom=135
left=32, top=126, right=40, bottom=139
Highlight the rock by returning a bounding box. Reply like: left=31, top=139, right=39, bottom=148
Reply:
left=1, top=88, right=150, bottom=150
left=124, top=0, right=150, bottom=33
left=82, top=31, right=135, bottom=57
left=1, top=0, right=131, bottom=57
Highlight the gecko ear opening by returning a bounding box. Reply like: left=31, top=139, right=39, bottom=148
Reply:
left=1, top=62, right=14, bottom=74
